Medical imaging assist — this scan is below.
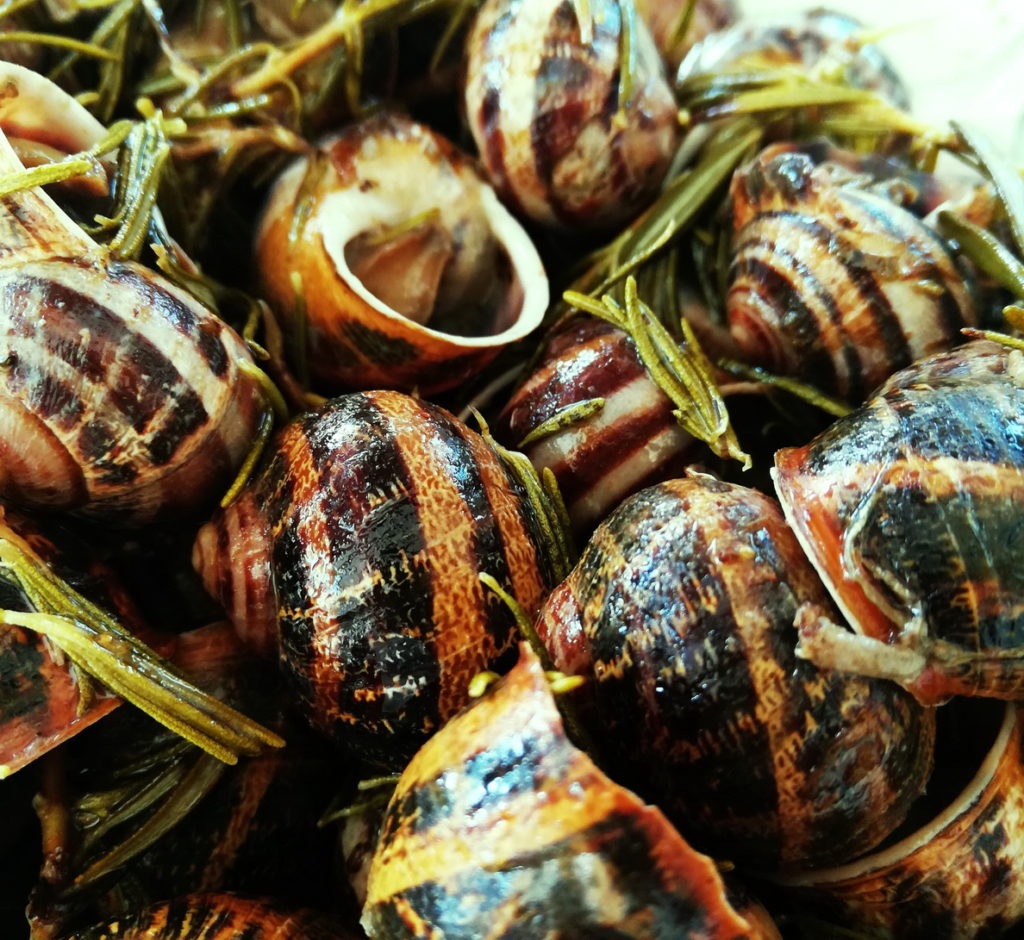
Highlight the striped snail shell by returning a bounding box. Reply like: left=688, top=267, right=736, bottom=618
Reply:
left=192, top=390, right=557, bottom=769
left=727, top=141, right=978, bottom=402
left=463, top=0, right=679, bottom=230
left=635, top=0, right=738, bottom=71
left=677, top=9, right=908, bottom=108
left=68, top=894, right=353, bottom=939
left=778, top=699, right=1024, bottom=939
left=535, top=472, right=936, bottom=871
left=255, top=112, right=548, bottom=395
left=497, top=316, right=701, bottom=537
left=362, top=643, right=778, bottom=939
left=0, top=64, right=264, bottom=524
left=775, top=339, right=1024, bottom=705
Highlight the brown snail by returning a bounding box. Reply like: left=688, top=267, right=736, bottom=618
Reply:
left=535, top=472, right=936, bottom=871
left=727, top=140, right=978, bottom=402
left=775, top=339, right=1024, bottom=704
left=463, top=0, right=679, bottom=230
left=193, top=390, right=558, bottom=769
left=635, top=0, right=737, bottom=72
left=0, top=64, right=265, bottom=525
left=362, top=643, right=779, bottom=939
left=255, top=112, right=548, bottom=395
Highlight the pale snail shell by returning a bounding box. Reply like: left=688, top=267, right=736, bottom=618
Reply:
left=255, top=112, right=548, bottom=394
left=0, top=64, right=264, bottom=524
left=463, top=0, right=680, bottom=230
left=727, top=141, right=978, bottom=402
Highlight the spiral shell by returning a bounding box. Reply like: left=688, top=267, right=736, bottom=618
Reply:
left=256, top=112, right=548, bottom=394
left=0, top=64, right=264, bottom=524
left=193, top=390, right=557, bottom=768
left=497, top=316, right=699, bottom=536
left=727, top=141, right=978, bottom=401
left=535, top=473, right=936, bottom=871
left=775, top=339, right=1024, bottom=704
left=778, top=701, right=1024, bottom=939
left=362, top=643, right=774, bottom=939
left=464, top=0, right=679, bottom=230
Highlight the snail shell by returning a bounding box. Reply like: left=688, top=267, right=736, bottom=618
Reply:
left=255, top=112, right=548, bottom=394
left=0, top=64, right=264, bottom=524
left=775, top=339, right=1024, bottom=704
left=677, top=9, right=909, bottom=108
left=68, top=894, right=353, bottom=939
left=778, top=700, right=1024, bottom=939
left=192, top=390, right=557, bottom=769
left=497, top=316, right=699, bottom=537
left=635, top=0, right=738, bottom=71
left=535, top=473, right=936, bottom=871
left=463, top=0, right=679, bottom=230
left=727, top=141, right=978, bottom=402
left=362, top=643, right=774, bottom=939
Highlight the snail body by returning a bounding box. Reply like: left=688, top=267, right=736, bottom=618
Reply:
left=193, top=390, right=557, bottom=768
left=776, top=340, right=1024, bottom=704
left=536, top=473, right=936, bottom=871
left=0, top=64, right=264, bottom=524
left=256, top=112, right=548, bottom=394
left=727, top=141, right=978, bottom=402
left=362, top=643, right=775, bottom=939
left=463, top=0, right=679, bottom=230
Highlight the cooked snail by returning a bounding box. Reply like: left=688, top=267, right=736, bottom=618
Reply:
left=776, top=339, right=1024, bottom=704
left=362, top=643, right=778, bottom=938
left=727, top=140, right=978, bottom=402
left=255, top=112, right=548, bottom=394
left=463, top=0, right=679, bottom=230
left=0, top=64, right=265, bottom=525
left=535, top=472, right=936, bottom=871
left=193, top=390, right=557, bottom=769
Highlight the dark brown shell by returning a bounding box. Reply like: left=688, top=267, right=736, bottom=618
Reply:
left=67, top=894, right=353, bottom=939
left=779, top=701, right=1024, bottom=939
left=775, top=340, right=1024, bottom=704
left=193, top=390, right=557, bottom=769
left=362, top=643, right=771, bottom=939
left=727, top=141, right=978, bottom=402
left=535, top=473, right=936, bottom=871
left=464, top=0, right=678, bottom=230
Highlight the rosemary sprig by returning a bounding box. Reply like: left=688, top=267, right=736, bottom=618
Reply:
left=565, top=277, right=749, bottom=467
left=717, top=359, right=853, bottom=418
left=937, top=211, right=1024, bottom=299
left=473, top=411, right=575, bottom=582
left=0, top=537, right=284, bottom=771
left=518, top=398, right=606, bottom=448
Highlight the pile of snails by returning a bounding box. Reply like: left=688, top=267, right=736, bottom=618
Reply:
left=0, top=0, right=1022, bottom=937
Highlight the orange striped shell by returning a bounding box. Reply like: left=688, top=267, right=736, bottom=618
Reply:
left=193, top=390, right=557, bottom=768
left=362, top=643, right=777, bottom=938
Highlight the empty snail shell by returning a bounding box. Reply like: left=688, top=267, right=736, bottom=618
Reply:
left=777, top=699, right=1024, bottom=939
left=727, top=141, right=978, bottom=402
left=463, top=0, right=679, bottom=230
left=0, top=64, right=264, bottom=525
left=193, top=390, right=557, bottom=769
left=67, top=894, right=353, bottom=939
left=497, top=316, right=700, bottom=537
left=535, top=473, right=936, bottom=871
left=362, top=643, right=777, bottom=939
left=255, top=112, right=548, bottom=394
left=775, top=339, right=1024, bottom=704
